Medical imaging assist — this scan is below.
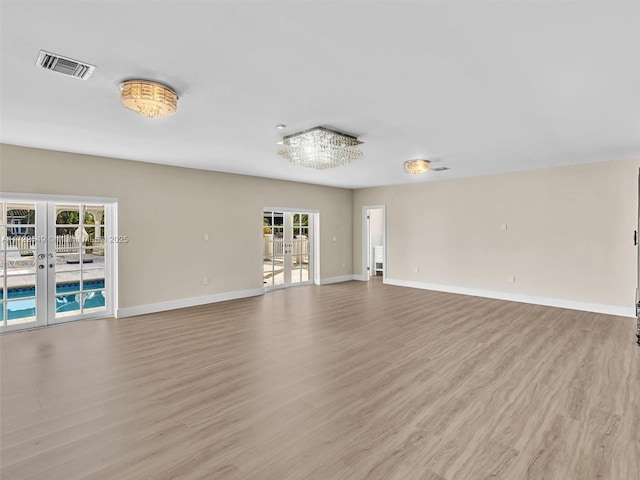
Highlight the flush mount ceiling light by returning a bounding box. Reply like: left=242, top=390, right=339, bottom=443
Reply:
left=120, top=80, right=178, bottom=119
left=404, top=159, right=431, bottom=175
left=278, top=126, right=363, bottom=170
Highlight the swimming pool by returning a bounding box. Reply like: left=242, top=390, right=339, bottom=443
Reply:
left=1, top=279, right=105, bottom=320
left=2, top=279, right=104, bottom=298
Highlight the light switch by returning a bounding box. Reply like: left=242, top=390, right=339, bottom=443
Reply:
left=204, top=234, right=210, bottom=241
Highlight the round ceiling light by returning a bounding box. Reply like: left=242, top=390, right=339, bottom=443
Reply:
left=120, top=80, right=178, bottom=119
left=404, top=159, right=431, bottom=175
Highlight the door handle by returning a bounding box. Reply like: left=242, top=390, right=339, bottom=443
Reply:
left=635, top=230, right=638, bottom=246
left=39, top=264, right=45, bottom=269
left=49, top=264, right=54, bottom=269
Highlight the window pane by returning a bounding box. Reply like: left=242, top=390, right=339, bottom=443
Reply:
left=83, top=278, right=105, bottom=291
left=56, top=279, right=80, bottom=295
left=55, top=254, right=81, bottom=275
left=7, top=275, right=36, bottom=292
left=5, top=228, right=36, bottom=251
left=7, top=298, right=36, bottom=324
left=5, top=249, right=36, bottom=275
left=56, top=294, right=81, bottom=317
left=56, top=206, right=80, bottom=225
left=84, top=226, right=95, bottom=242
left=81, top=259, right=103, bottom=276
left=56, top=229, right=80, bottom=250
left=82, top=290, right=106, bottom=311
left=6, top=203, right=36, bottom=226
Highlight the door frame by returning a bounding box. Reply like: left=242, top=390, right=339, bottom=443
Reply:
left=361, top=205, right=386, bottom=281
left=263, top=207, right=319, bottom=291
left=636, top=168, right=640, bottom=345
left=1, top=192, right=118, bottom=332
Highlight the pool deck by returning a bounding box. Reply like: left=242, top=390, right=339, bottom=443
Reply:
left=3, top=255, right=105, bottom=289
left=263, top=259, right=310, bottom=287
left=5, top=256, right=308, bottom=290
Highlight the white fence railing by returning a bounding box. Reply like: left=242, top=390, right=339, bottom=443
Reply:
left=263, top=235, right=309, bottom=264
left=3, top=235, right=102, bottom=253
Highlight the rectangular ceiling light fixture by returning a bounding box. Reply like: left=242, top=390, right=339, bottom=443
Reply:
left=278, top=126, right=363, bottom=170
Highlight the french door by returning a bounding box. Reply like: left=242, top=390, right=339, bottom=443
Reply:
left=1, top=198, right=114, bottom=333
left=263, top=210, right=312, bottom=289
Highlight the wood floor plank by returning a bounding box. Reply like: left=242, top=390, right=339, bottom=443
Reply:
left=1, top=279, right=638, bottom=479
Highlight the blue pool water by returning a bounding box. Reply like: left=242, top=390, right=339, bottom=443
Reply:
left=1, top=280, right=105, bottom=320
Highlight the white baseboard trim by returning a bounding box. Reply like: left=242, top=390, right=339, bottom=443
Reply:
left=384, top=278, right=635, bottom=318
left=352, top=274, right=369, bottom=281
left=318, top=275, right=357, bottom=285
left=116, top=288, right=265, bottom=318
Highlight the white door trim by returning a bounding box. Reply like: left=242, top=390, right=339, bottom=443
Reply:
left=0, top=192, right=117, bottom=203
left=361, top=205, right=386, bottom=282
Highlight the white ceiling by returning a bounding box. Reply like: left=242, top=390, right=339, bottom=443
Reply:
left=1, top=1, right=639, bottom=188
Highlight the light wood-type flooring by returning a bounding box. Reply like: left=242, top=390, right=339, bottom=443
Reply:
left=1, top=280, right=639, bottom=479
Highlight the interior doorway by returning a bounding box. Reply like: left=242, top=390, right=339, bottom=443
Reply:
left=263, top=209, right=315, bottom=290
left=362, top=205, right=386, bottom=280
left=0, top=196, right=116, bottom=333
left=636, top=168, right=640, bottom=345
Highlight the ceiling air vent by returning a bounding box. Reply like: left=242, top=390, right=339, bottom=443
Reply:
left=35, top=50, right=95, bottom=80
left=432, top=166, right=450, bottom=172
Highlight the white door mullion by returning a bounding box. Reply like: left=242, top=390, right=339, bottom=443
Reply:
left=283, top=213, right=292, bottom=285
left=45, top=202, right=57, bottom=326
left=34, top=201, right=47, bottom=328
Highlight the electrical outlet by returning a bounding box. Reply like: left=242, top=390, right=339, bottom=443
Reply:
left=415, top=267, right=420, bottom=273
left=203, top=277, right=209, bottom=285
left=508, top=275, right=515, bottom=283
left=204, top=234, right=210, bottom=241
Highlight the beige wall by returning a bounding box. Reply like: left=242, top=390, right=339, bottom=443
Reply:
left=2, top=143, right=636, bottom=316
left=0, top=144, right=353, bottom=310
left=353, top=158, right=639, bottom=311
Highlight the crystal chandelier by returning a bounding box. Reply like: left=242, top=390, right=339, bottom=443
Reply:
left=278, top=127, right=363, bottom=170
left=404, top=159, right=431, bottom=175
left=120, top=80, right=178, bottom=119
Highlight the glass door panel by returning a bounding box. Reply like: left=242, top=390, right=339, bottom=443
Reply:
left=263, top=211, right=284, bottom=288
left=50, top=203, right=108, bottom=322
left=263, top=210, right=312, bottom=290
left=0, top=201, right=46, bottom=332
left=291, top=213, right=309, bottom=285
left=0, top=198, right=112, bottom=332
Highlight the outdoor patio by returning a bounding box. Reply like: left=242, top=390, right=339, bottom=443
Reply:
left=263, top=234, right=310, bottom=287
left=263, top=259, right=310, bottom=286
left=3, top=254, right=105, bottom=289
